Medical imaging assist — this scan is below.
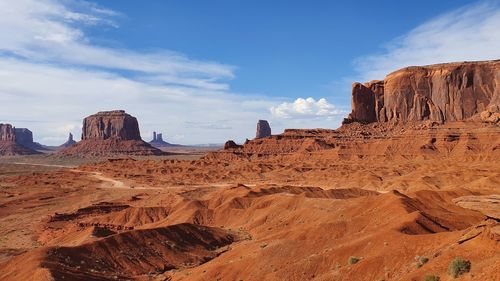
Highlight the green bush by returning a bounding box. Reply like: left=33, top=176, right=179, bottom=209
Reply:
left=424, top=274, right=440, bottom=281
left=348, top=256, right=360, bottom=265
left=448, top=258, right=471, bottom=278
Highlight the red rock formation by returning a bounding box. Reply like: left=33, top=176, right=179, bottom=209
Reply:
left=149, top=131, right=182, bottom=147
left=14, top=128, right=46, bottom=151
left=61, top=110, right=164, bottom=156
left=0, top=124, right=40, bottom=155
left=224, top=140, right=242, bottom=150
left=345, top=60, right=499, bottom=124
left=82, top=110, right=141, bottom=141
left=60, top=133, right=76, bottom=148
left=256, top=120, right=271, bottom=138
left=347, top=81, right=384, bottom=123
left=0, top=124, right=16, bottom=141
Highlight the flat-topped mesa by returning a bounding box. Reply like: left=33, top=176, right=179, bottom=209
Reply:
left=256, top=120, right=271, bottom=138
left=0, top=124, right=40, bottom=155
left=344, top=60, right=500, bottom=124
left=14, top=128, right=46, bottom=151
left=61, top=110, right=164, bottom=156
left=14, top=128, right=33, bottom=145
left=82, top=110, right=141, bottom=141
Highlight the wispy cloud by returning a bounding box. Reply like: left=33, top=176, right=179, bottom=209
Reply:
left=0, top=0, right=235, bottom=88
left=0, top=0, right=272, bottom=144
left=354, top=1, right=500, bottom=81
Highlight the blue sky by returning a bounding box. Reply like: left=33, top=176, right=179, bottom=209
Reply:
left=0, top=0, right=499, bottom=144
left=90, top=0, right=478, bottom=102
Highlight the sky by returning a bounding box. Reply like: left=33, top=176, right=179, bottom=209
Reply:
left=0, top=0, right=499, bottom=145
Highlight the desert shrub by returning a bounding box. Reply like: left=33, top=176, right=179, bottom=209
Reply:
left=448, top=258, right=471, bottom=278
left=416, top=256, right=429, bottom=268
left=424, top=274, right=440, bottom=281
left=348, top=256, right=360, bottom=265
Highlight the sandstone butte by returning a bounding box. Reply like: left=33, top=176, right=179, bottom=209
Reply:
left=149, top=131, right=181, bottom=147
left=61, top=110, right=164, bottom=156
left=0, top=123, right=40, bottom=155
left=255, top=119, right=272, bottom=138
left=59, top=132, right=76, bottom=148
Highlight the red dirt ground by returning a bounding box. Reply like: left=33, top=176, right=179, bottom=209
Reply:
left=0, top=121, right=498, bottom=281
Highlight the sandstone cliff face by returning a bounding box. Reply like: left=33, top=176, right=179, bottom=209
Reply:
left=345, top=60, right=499, bottom=124
left=82, top=110, right=141, bottom=141
left=0, top=124, right=16, bottom=141
left=256, top=120, right=271, bottom=139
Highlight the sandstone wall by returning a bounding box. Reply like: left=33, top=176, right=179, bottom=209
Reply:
left=346, top=60, right=499, bottom=124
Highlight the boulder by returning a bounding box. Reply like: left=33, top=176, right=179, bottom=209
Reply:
left=256, top=120, right=272, bottom=139
left=344, top=60, right=499, bottom=124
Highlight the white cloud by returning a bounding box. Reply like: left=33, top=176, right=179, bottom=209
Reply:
left=354, top=1, right=500, bottom=81
left=0, top=0, right=235, bottom=89
left=0, top=0, right=278, bottom=145
left=270, top=97, right=345, bottom=119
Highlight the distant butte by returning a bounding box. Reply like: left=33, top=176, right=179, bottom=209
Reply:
left=61, top=110, right=164, bottom=156
left=0, top=124, right=40, bottom=155
left=255, top=120, right=271, bottom=139
left=149, top=131, right=182, bottom=148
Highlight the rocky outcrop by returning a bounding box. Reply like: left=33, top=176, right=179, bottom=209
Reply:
left=224, top=140, right=242, bottom=150
left=149, top=132, right=181, bottom=148
left=61, top=110, right=164, bottom=156
left=480, top=105, right=500, bottom=124
left=60, top=133, right=76, bottom=148
left=256, top=120, right=271, bottom=138
left=0, top=124, right=40, bottom=155
left=344, top=60, right=499, bottom=124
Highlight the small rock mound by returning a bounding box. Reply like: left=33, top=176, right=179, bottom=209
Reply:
left=224, top=140, right=242, bottom=150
